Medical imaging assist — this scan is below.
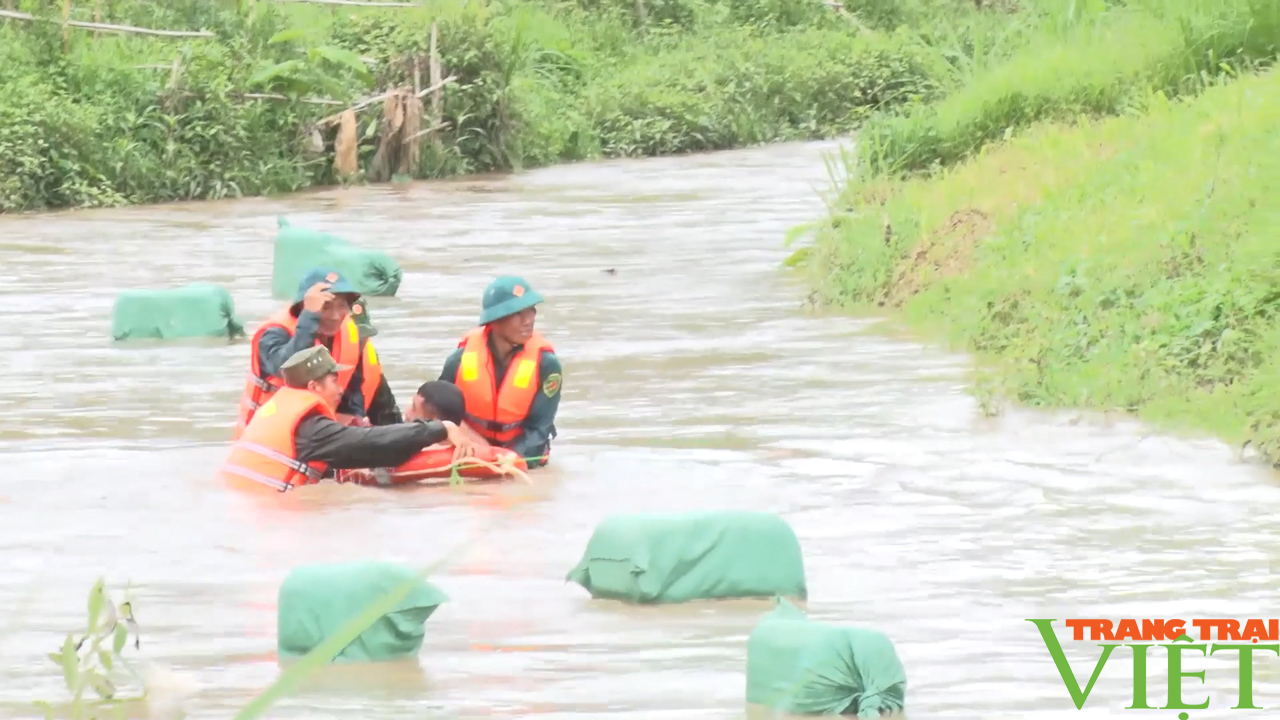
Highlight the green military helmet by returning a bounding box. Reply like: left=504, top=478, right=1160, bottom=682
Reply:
left=478, top=275, right=544, bottom=326
left=281, top=345, right=352, bottom=388
left=350, top=296, right=378, bottom=339
left=292, top=267, right=361, bottom=314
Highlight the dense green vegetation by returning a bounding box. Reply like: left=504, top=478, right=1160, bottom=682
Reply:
left=0, top=0, right=993, bottom=212
left=798, top=0, right=1280, bottom=460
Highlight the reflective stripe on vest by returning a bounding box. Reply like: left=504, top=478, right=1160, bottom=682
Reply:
left=454, top=327, right=552, bottom=444
left=221, top=387, right=335, bottom=491
left=359, top=338, right=382, bottom=412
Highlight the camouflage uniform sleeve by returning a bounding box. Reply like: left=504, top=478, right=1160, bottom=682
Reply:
left=438, top=347, right=464, bottom=383
left=510, top=350, right=561, bottom=467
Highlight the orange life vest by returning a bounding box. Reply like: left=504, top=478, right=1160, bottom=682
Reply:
left=220, top=386, right=336, bottom=492
left=454, top=327, right=553, bottom=445
left=234, top=308, right=379, bottom=438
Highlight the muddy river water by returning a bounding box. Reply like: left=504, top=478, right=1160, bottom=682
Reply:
left=2, top=140, right=1279, bottom=719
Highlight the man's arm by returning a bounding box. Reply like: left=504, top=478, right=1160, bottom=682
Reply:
left=295, top=413, right=450, bottom=470
left=510, top=350, right=561, bottom=467
left=438, top=347, right=463, bottom=383
left=256, top=311, right=321, bottom=378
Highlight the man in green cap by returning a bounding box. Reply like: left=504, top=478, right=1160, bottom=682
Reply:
left=221, top=346, right=479, bottom=492
left=436, top=275, right=562, bottom=469
left=235, top=267, right=400, bottom=440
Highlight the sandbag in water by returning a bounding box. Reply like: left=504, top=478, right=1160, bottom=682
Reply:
left=565, top=511, right=807, bottom=604
left=110, top=283, right=244, bottom=341
left=271, top=216, right=403, bottom=299
left=277, top=561, right=448, bottom=663
left=746, top=598, right=907, bottom=717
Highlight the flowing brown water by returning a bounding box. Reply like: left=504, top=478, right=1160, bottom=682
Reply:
left=2, top=140, right=1279, bottom=719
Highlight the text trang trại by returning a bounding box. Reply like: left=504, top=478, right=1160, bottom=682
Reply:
left=1028, top=618, right=1280, bottom=715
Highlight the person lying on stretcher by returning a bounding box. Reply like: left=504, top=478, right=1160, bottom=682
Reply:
left=337, top=381, right=489, bottom=485
left=405, top=381, right=492, bottom=449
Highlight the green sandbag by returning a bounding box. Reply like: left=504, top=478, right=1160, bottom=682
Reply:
left=277, top=561, right=448, bottom=663
left=565, top=511, right=807, bottom=604
left=110, top=283, right=244, bottom=341
left=746, top=598, right=907, bottom=717
left=271, top=216, right=403, bottom=299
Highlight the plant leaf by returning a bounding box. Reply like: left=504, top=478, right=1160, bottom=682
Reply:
left=248, top=60, right=305, bottom=88
left=59, top=634, right=78, bottom=690
left=782, top=246, right=812, bottom=268
left=113, top=623, right=128, bottom=654
left=89, top=672, right=116, bottom=700
left=87, top=579, right=106, bottom=633
left=267, top=28, right=307, bottom=45
left=98, top=649, right=114, bottom=671
left=312, top=45, right=373, bottom=81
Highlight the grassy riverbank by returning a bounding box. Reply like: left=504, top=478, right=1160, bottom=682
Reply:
left=800, top=10, right=1280, bottom=462
left=854, top=0, right=1280, bottom=176
left=0, top=0, right=1018, bottom=213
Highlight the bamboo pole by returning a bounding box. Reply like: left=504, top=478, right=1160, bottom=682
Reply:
left=401, top=121, right=448, bottom=145
left=429, top=21, right=443, bottom=149
left=0, top=9, right=215, bottom=37
left=62, top=0, right=72, bottom=52
left=314, top=75, right=455, bottom=126
left=240, top=93, right=345, bottom=105
left=415, top=75, right=454, bottom=100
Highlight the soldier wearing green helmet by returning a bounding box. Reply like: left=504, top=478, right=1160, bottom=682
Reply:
left=437, top=275, right=562, bottom=469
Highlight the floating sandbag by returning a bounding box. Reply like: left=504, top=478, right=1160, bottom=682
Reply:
left=277, top=561, right=448, bottom=663
left=110, top=282, right=244, bottom=341
left=565, top=511, right=807, bottom=604
left=271, top=217, right=403, bottom=299
left=746, top=598, right=907, bottom=717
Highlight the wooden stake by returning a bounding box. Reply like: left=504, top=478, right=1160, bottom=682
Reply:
left=63, top=0, right=72, bottom=52
left=429, top=21, right=442, bottom=149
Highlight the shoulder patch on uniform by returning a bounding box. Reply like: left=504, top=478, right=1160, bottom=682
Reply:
left=542, top=372, right=562, bottom=398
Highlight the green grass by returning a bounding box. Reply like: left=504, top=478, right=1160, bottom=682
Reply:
left=802, top=64, right=1280, bottom=459
left=854, top=0, right=1280, bottom=177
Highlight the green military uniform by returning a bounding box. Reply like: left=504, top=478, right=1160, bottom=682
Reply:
left=439, top=275, right=562, bottom=468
